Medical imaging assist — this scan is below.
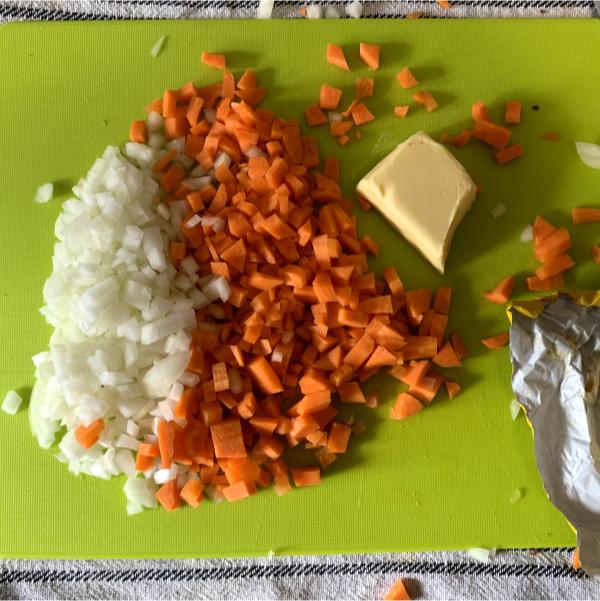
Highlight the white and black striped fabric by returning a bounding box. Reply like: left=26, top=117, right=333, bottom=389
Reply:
left=1, top=1, right=599, bottom=599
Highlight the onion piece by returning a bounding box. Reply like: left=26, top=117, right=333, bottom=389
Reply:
left=510, top=398, right=522, bottom=421
left=328, top=111, right=343, bottom=123
left=123, top=477, right=158, bottom=508
left=142, top=350, right=191, bottom=398
left=520, top=225, right=533, bottom=242
left=306, top=4, right=322, bottom=18
left=34, top=183, right=54, bottom=204
left=575, top=141, right=600, bottom=169
left=490, top=203, right=507, bottom=218
left=345, top=0, right=363, bottom=18
left=510, top=488, right=523, bottom=504
left=325, top=6, right=340, bottom=18
left=468, top=547, right=496, bottom=563
left=1, top=390, right=23, bottom=415
left=256, top=0, right=274, bottom=19
left=150, top=35, right=166, bottom=58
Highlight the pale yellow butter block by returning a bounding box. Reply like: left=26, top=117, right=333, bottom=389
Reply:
left=356, top=131, right=477, bottom=273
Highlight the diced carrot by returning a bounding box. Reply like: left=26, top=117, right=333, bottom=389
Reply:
left=413, top=91, right=438, bottom=112
left=351, top=103, right=375, bottom=126
left=526, top=274, right=563, bottom=291
left=444, top=380, right=461, bottom=399
left=406, top=11, right=423, bottom=18
left=201, top=51, right=226, bottom=69
left=223, top=480, right=257, bottom=502
left=432, top=341, right=461, bottom=368
left=247, top=355, right=283, bottom=394
left=326, top=43, right=350, bottom=71
left=541, top=131, right=560, bottom=141
left=330, top=121, right=353, bottom=137
left=359, top=43, right=380, bottom=70
left=343, top=333, right=375, bottom=370
left=535, top=254, right=574, bottom=280
left=481, top=332, right=509, bottom=349
left=384, top=578, right=412, bottom=600
left=390, top=393, right=422, bottom=420
left=401, top=336, right=438, bottom=360
left=534, top=228, right=572, bottom=262
left=296, top=391, right=332, bottom=415
left=432, top=287, right=451, bottom=314
left=405, top=289, right=432, bottom=321
left=450, top=331, right=469, bottom=360
left=533, top=216, right=556, bottom=242
left=320, top=84, right=343, bottom=110
left=210, top=419, right=247, bottom=458
left=481, top=276, right=516, bottom=304
left=505, top=100, right=522, bottom=125
left=291, top=466, right=321, bottom=487
left=572, top=208, right=600, bottom=225
left=129, top=120, right=147, bottom=143
left=155, top=480, right=180, bottom=512
left=471, top=101, right=490, bottom=122
left=592, top=245, right=600, bottom=265
left=74, top=419, right=105, bottom=449
left=495, top=144, right=524, bottom=165
left=355, top=77, right=374, bottom=100
left=409, top=371, right=443, bottom=403
left=396, top=68, right=418, bottom=89
left=135, top=452, right=154, bottom=472
left=393, top=105, right=410, bottom=118
left=448, top=130, right=471, bottom=147
left=472, top=120, right=512, bottom=150
left=327, top=422, right=351, bottom=453
left=180, top=479, right=204, bottom=508
left=437, top=0, right=451, bottom=8
left=337, top=381, right=366, bottom=403
left=305, top=105, right=328, bottom=127
left=572, top=548, right=581, bottom=571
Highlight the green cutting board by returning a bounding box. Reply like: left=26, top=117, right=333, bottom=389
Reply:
left=1, top=18, right=598, bottom=558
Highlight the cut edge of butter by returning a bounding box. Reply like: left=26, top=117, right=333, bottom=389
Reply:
left=356, top=131, right=477, bottom=274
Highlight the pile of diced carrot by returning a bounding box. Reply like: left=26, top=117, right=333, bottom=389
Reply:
left=129, top=56, right=468, bottom=510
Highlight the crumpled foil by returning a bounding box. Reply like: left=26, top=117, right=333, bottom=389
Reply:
left=509, top=294, right=600, bottom=576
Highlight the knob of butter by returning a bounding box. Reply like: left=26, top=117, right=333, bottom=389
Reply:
left=356, top=131, right=477, bottom=273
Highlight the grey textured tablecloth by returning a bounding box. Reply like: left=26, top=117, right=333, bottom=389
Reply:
left=1, top=1, right=599, bottom=599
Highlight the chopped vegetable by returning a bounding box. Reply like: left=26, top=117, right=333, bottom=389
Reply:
left=359, top=43, right=380, bottom=70
left=495, top=144, right=524, bottom=165
left=291, top=467, right=321, bottom=487
left=355, top=77, right=374, bottom=100
left=471, top=101, right=490, bottom=121
left=324, top=5, right=340, bottom=18
left=306, top=4, right=322, bottom=18
left=396, top=68, right=418, bottom=89
left=384, top=579, right=411, bottom=600
left=473, top=120, right=511, bottom=150
left=541, top=131, right=560, bottom=141
left=509, top=399, right=522, bottom=420
left=1, top=390, right=23, bottom=415
left=444, top=380, right=461, bottom=399
left=468, top=547, right=496, bottom=563
left=150, top=35, right=166, bottom=58
left=575, top=141, right=600, bottom=169
left=510, top=488, right=523, bottom=503
left=490, top=202, right=507, bottom=218
left=520, top=225, right=533, bottom=242
left=326, top=43, right=350, bottom=71
left=74, top=419, right=105, bottom=449
left=481, top=332, right=509, bottom=349
left=155, top=480, right=181, bottom=511
left=413, top=91, right=438, bottom=112
left=481, top=276, right=515, bottom=304
left=390, top=393, right=423, bottom=420
left=200, top=52, right=226, bottom=69
left=34, top=183, right=53, bottom=204
left=351, top=102, right=375, bottom=126
left=256, top=0, right=275, bottom=19
left=345, top=1, right=363, bottom=18
left=436, top=0, right=451, bottom=8
left=593, top=245, right=600, bottom=265
left=305, top=105, right=328, bottom=127
left=572, top=207, right=600, bottom=225
left=572, top=548, right=581, bottom=571
left=504, top=100, right=522, bottom=125
left=320, top=84, right=343, bottom=110
left=393, top=105, right=410, bottom=118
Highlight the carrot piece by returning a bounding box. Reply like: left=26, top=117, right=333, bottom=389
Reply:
left=592, top=245, right=600, bottom=265
left=138, top=443, right=161, bottom=458
left=326, top=43, right=350, bottom=71
left=396, top=67, right=418, bottom=89
left=169, top=241, right=186, bottom=261
left=330, top=121, right=353, bottom=137
left=526, top=274, right=564, bottom=291
left=409, top=371, right=443, bottom=403
left=359, top=43, right=380, bottom=70
left=365, top=345, right=396, bottom=368
left=450, top=331, right=469, bottom=360
left=343, top=333, right=375, bottom=370
left=351, top=102, right=375, bottom=126
left=210, top=419, right=247, bottom=459
left=534, top=228, right=572, bottom=262
left=505, top=100, right=522, bottom=125
left=406, top=11, right=423, bottom=18
left=357, top=295, right=393, bottom=314
left=337, top=381, right=366, bottom=403
left=161, top=163, right=186, bottom=192
left=448, top=130, right=471, bottom=147
left=444, top=380, right=461, bottom=399
left=221, top=70, right=235, bottom=99
left=155, top=480, right=181, bottom=512
left=471, top=101, right=490, bottom=122
left=223, top=479, right=257, bottom=502
left=535, top=254, right=574, bottom=280
left=432, top=341, right=462, bottom=368
left=291, top=466, right=321, bottom=487
left=541, top=131, right=560, bottom=141
left=74, top=418, right=105, bottom=449
left=237, top=68, right=257, bottom=90
left=393, top=105, right=410, bottom=118
left=305, top=105, right=328, bottom=127
left=431, top=287, right=451, bottom=315
left=572, top=207, right=600, bottom=225
left=296, top=391, right=332, bottom=415
left=402, top=336, right=438, bottom=360
left=495, top=144, right=524, bottom=165
left=572, top=548, right=581, bottom=571
left=355, top=77, right=374, bottom=100
left=156, top=420, right=177, bottom=468
left=152, top=148, right=177, bottom=173
left=533, top=216, right=556, bottom=242
left=472, top=120, right=512, bottom=150
left=436, top=0, right=451, bottom=8
left=390, top=393, right=422, bottom=420
left=246, top=355, right=283, bottom=394
left=481, top=332, right=509, bottom=349
left=135, top=452, right=154, bottom=472
left=129, top=120, right=147, bottom=143
left=481, top=276, right=516, bottom=304
left=319, top=84, right=343, bottom=110
left=212, top=362, right=229, bottom=393
left=384, top=578, right=412, bottom=600
left=327, top=422, right=351, bottom=453
left=180, top=479, right=204, bottom=508
left=413, top=91, right=438, bottom=112
left=382, top=266, right=405, bottom=299
left=405, top=289, right=432, bottom=321
left=162, top=89, right=178, bottom=118
left=201, top=51, right=226, bottom=69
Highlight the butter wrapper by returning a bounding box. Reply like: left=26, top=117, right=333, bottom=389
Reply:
left=509, top=293, right=600, bottom=575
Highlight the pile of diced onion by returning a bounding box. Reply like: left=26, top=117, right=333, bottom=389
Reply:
left=31, top=127, right=231, bottom=513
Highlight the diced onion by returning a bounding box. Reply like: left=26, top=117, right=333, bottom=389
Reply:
left=345, top=0, right=363, bottom=18
left=510, top=398, right=522, bottom=421
left=34, top=183, right=54, bottom=204
left=491, top=203, right=507, bottom=218
left=468, top=548, right=496, bottom=563
left=150, top=35, right=166, bottom=58
left=510, top=488, right=523, bottom=504
left=520, top=225, right=533, bottom=242
left=306, top=4, right=322, bottom=18
left=328, top=111, right=343, bottom=123
left=257, top=0, right=274, bottom=18
left=325, top=6, right=340, bottom=18
left=2, top=390, right=23, bottom=415
left=575, top=141, right=600, bottom=169
left=124, top=477, right=158, bottom=508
